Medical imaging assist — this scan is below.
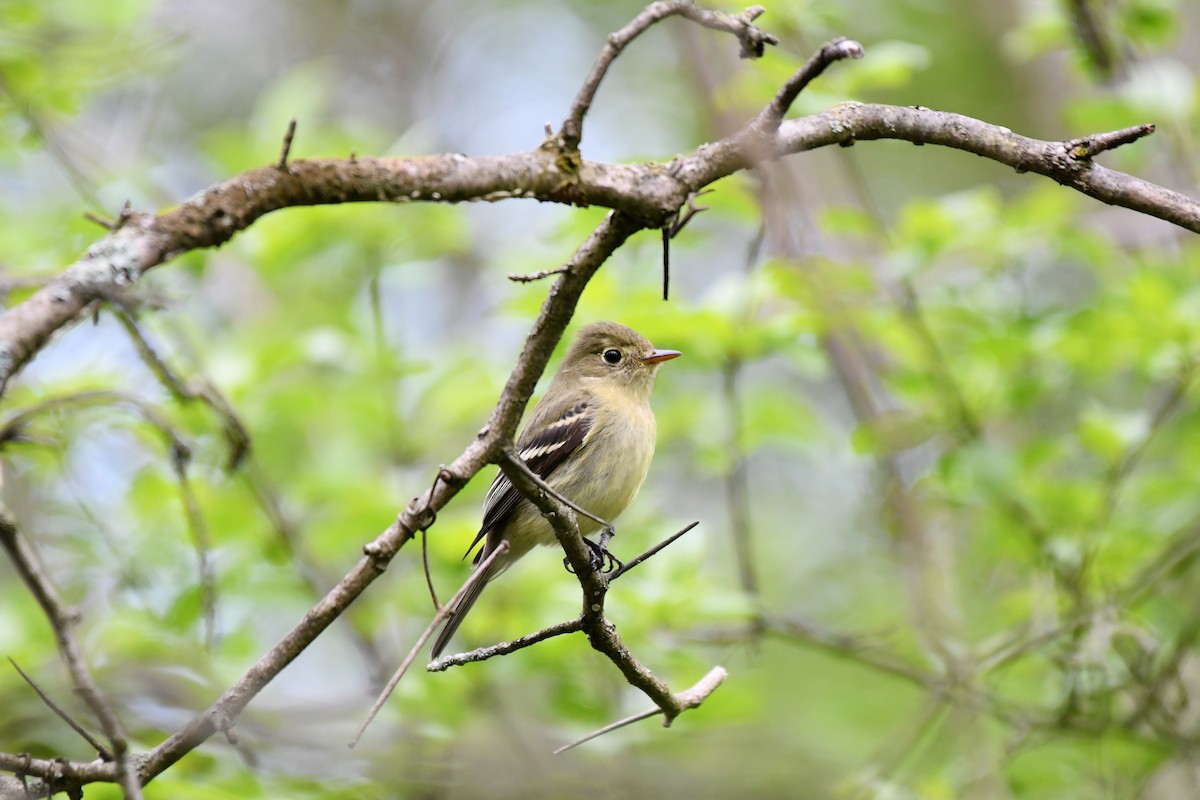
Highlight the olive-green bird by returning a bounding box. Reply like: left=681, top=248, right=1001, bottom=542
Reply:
left=431, top=321, right=680, bottom=657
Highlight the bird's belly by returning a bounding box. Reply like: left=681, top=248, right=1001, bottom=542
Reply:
left=518, top=412, right=655, bottom=548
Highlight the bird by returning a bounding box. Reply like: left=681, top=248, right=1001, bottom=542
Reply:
left=430, top=321, right=680, bottom=658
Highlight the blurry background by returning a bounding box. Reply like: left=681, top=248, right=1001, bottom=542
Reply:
left=2, top=0, right=1200, bottom=797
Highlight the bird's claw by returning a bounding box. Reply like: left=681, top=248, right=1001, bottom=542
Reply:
left=562, top=528, right=623, bottom=574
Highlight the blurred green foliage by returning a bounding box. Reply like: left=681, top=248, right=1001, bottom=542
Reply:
left=2, top=0, right=1200, bottom=798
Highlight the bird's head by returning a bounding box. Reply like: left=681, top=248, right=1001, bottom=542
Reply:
left=559, top=321, right=680, bottom=399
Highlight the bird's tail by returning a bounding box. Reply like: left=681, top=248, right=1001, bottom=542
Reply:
left=430, top=546, right=501, bottom=658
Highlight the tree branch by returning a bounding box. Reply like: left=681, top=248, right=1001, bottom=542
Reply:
left=558, top=1, right=778, bottom=150
left=0, top=508, right=142, bottom=799
left=1, top=97, right=1191, bottom=393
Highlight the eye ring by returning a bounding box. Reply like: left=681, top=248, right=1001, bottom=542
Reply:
left=602, top=348, right=622, bottom=365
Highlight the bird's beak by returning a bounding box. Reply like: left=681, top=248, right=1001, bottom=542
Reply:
left=642, top=348, right=681, bottom=365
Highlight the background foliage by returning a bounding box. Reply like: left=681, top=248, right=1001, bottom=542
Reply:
left=2, top=0, right=1200, bottom=797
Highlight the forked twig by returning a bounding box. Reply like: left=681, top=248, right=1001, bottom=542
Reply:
left=7, top=658, right=111, bottom=761
left=559, top=1, right=778, bottom=149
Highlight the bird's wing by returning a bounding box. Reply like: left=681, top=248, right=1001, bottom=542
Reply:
left=463, top=398, right=594, bottom=560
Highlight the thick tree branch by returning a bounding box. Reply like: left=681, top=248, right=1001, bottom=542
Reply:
left=0, top=95, right=1191, bottom=392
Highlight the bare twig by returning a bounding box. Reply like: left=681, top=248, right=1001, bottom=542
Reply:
left=554, top=707, right=662, bottom=754
left=661, top=227, right=671, bottom=301
left=756, top=37, right=864, bottom=132
left=426, top=618, right=584, bottom=672
left=662, top=189, right=714, bottom=300
left=413, top=468, right=450, bottom=610
left=0, top=508, right=142, bottom=799
left=609, top=521, right=700, bottom=581
left=349, top=542, right=510, bottom=748
left=83, top=212, right=115, bottom=230
left=558, top=1, right=778, bottom=149
left=113, top=309, right=250, bottom=469
left=1066, top=0, right=1119, bottom=80
left=508, top=266, right=569, bottom=282
left=170, top=458, right=217, bottom=649
left=554, top=665, right=728, bottom=753
left=7, top=658, right=110, bottom=760
left=277, top=118, right=297, bottom=170
left=1068, top=124, right=1155, bottom=159
left=720, top=358, right=761, bottom=607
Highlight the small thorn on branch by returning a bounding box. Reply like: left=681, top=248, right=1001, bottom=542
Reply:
left=112, top=200, right=134, bottom=232
left=508, top=265, right=570, bottom=283
left=278, top=118, right=298, bottom=170
left=1067, top=123, right=1156, bottom=160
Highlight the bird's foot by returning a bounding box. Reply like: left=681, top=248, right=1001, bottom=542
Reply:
left=563, top=527, right=623, bottom=574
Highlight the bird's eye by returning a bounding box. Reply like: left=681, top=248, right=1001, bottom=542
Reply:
left=602, top=348, right=622, bottom=365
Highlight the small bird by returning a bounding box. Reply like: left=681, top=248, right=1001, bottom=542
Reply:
left=431, top=321, right=680, bottom=657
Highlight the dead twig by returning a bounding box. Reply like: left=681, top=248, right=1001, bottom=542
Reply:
left=349, top=542, right=510, bottom=747
left=558, top=1, right=778, bottom=150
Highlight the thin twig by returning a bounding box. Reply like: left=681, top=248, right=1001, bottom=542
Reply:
left=555, top=665, right=728, bottom=753
left=1067, top=123, right=1155, bottom=159
left=349, top=542, right=510, bottom=747
left=7, top=658, right=111, bottom=760
left=278, top=118, right=298, bottom=170
left=170, top=459, right=217, bottom=649
left=609, top=521, right=699, bottom=581
left=661, top=227, right=670, bottom=301
left=555, top=707, right=662, bottom=754
left=1066, top=0, right=1118, bottom=79
left=755, top=37, right=863, bottom=132
left=721, top=358, right=761, bottom=606
left=113, top=309, right=250, bottom=469
left=0, top=507, right=142, bottom=799
left=83, top=212, right=115, bottom=230
left=508, top=266, right=569, bottom=283
left=558, top=0, right=778, bottom=149
left=426, top=618, right=584, bottom=672
left=414, top=469, right=448, bottom=610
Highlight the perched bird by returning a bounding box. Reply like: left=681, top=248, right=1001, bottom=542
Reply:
left=431, top=321, right=680, bottom=657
